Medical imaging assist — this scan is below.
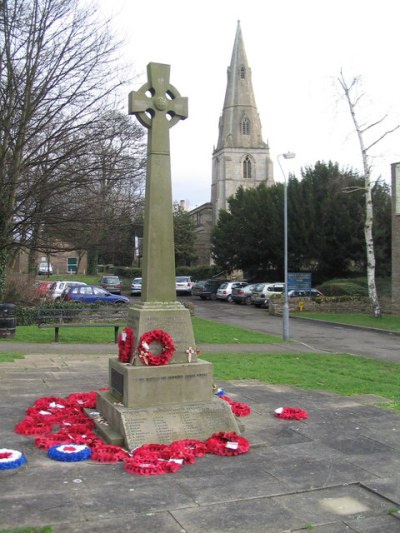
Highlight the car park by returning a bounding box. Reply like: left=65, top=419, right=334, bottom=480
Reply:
left=216, top=281, right=248, bottom=303
left=131, top=277, right=142, bottom=296
left=196, top=279, right=225, bottom=300
left=232, top=283, right=258, bottom=305
left=99, top=275, right=122, bottom=294
left=38, top=262, right=53, bottom=275
left=48, top=280, right=87, bottom=301
left=63, top=285, right=129, bottom=304
left=175, top=276, right=193, bottom=295
left=288, top=288, right=323, bottom=299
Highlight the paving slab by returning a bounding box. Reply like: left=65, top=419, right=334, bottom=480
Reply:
left=0, top=350, right=399, bottom=532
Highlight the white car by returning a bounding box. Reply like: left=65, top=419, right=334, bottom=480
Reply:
left=48, top=280, right=87, bottom=301
left=175, top=276, right=193, bottom=295
left=38, top=262, right=53, bottom=275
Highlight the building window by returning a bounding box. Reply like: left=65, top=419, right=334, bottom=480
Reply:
left=240, top=66, right=246, bottom=79
left=67, top=257, right=77, bottom=273
left=241, top=117, right=250, bottom=135
left=243, top=156, right=251, bottom=178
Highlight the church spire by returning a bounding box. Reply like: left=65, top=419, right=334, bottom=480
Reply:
left=211, top=21, right=274, bottom=223
left=216, top=20, right=267, bottom=150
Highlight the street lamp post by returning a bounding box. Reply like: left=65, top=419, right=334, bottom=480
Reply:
left=277, top=152, right=296, bottom=341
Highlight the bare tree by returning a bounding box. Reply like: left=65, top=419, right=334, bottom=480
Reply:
left=17, top=110, right=146, bottom=270
left=0, top=0, right=128, bottom=298
left=338, top=71, right=400, bottom=317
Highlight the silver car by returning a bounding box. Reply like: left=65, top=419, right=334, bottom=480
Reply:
left=131, top=277, right=142, bottom=296
left=216, top=281, right=248, bottom=303
left=48, top=280, right=87, bottom=301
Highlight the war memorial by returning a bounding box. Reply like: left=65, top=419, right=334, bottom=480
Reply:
left=94, top=63, right=241, bottom=449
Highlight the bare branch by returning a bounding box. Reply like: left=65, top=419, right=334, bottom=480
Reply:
left=365, top=123, right=400, bottom=151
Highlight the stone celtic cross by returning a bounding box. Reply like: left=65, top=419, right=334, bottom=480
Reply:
left=128, top=63, right=188, bottom=302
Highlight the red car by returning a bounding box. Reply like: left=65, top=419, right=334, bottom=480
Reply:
left=35, top=280, right=53, bottom=298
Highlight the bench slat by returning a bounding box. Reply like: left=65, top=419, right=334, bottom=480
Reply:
left=37, top=307, right=129, bottom=343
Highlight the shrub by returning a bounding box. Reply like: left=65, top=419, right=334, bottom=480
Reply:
left=17, top=306, right=38, bottom=325
left=179, top=299, right=195, bottom=316
left=318, top=280, right=369, bottom=297
left=176, top=265, right=222, bottom=281
left=2, top=273, right=41, bottom=305
left=113, top=266, right=141, bottom=279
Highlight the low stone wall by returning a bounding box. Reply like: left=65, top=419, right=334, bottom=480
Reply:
left=269, top=296, right=392, bottom=316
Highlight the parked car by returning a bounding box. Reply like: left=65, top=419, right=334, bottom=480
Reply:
left=251, top=282, right=285, bottom=308
left=288, top=289, right=323, bottom=299
left=35, top=280, right=53, bottom=298
left=250, top=283, right=272, bottom=308
left=48, top=280, right=87, bottom=302
left=131, top=277, right=142, bottom=296
left=191, top=280, right=207, bottom=297
left=38, top=262, right=53, bottom=275
left=175, top=276, right=193, bottom=295
left=99, top=275, right=121, bottom=294
left=63, top=285, right=129, bottom=304
left=196, top=279, right=225, bottom=300
left=232, top=283, right=258, bottom=305
left=216, top=281, right=248, bottom=303
left=265, top=283, right=285, bottom=295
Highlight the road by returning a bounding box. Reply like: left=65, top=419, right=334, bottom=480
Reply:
left=187, top=296, right=400, bottom=362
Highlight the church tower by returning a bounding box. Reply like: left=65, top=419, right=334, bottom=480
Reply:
left=211, top=21, right=274, bottom=224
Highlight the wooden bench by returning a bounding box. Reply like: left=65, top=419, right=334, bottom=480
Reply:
left=37, top=307, right=129, bottom=343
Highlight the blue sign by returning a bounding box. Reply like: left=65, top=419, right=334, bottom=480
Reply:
left=288, top=273, right=312, bottom=291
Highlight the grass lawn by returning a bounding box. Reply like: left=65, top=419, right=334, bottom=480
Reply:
left=192, top=317, right=281, bottom=344
left=293, top=312, right=400, bottom=332
left=0, top=352, right=24, bottom=363
left=200, top=352, right=400, bottom=411
left=0, top=317, right=282, bottom=344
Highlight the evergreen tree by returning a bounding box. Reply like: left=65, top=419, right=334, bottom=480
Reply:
left=173, top=204, right=197, bottom=266
left=211, top=161, right=390, bottom=281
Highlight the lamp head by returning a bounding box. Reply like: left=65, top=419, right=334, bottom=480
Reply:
left=282, top=152, right=296, bottom=159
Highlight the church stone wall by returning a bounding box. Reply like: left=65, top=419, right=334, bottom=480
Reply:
left=189, top=202, right=213, bottom=266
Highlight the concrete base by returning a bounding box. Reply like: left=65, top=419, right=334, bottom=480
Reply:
left=95, top=390, right=241, bottom=450
left=128, top=301, right=197, bottom=365
left=95, top=357, right=242, bottom=450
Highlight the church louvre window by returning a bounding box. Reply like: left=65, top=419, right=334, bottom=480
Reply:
left=241, top=117, right=250, bottom=135
left=243, top=156, right=252, bottom=178
left=240, top=66, right=246, bottom=79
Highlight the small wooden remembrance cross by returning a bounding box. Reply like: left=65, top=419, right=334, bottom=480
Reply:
left=128, top=63, right=188, bottom=302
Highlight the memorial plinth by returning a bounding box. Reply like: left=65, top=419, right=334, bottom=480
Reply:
left=109, top=359, right=212, bottom=407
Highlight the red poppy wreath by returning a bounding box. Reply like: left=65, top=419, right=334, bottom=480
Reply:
left=117, top=327, right=134, bottom=363
left=137, top=329, right=175, bottom=366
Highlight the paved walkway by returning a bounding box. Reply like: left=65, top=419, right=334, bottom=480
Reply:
left=1, top=340, right=399, bottom=532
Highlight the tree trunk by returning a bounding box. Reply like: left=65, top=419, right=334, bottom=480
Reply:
left=339, top=72, right=381, bottom=317
left=364, top=176, right=381, bottom=317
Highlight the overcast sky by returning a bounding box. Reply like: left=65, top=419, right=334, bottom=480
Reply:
left=97, top=0, right=400, bottom=209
